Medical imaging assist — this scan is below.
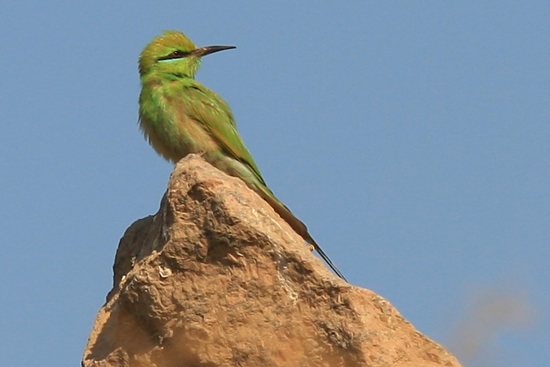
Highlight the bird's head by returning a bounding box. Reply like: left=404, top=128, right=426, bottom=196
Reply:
left=139, top=30, right=235, bottom=78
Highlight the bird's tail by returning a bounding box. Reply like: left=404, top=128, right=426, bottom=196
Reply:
left=258, top=186, right=347, bottom=281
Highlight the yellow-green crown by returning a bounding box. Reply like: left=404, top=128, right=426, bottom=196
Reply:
left=139, top=30, right=197, bottom=76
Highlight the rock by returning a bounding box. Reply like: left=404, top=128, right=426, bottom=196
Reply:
left=82, top=154, right=462, bottom=367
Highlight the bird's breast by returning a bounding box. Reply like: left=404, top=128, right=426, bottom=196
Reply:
left=140, top=90, right=221, bottom=163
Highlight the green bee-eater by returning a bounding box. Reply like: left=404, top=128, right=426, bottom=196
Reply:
left=138, top=31, right=346, bottom=281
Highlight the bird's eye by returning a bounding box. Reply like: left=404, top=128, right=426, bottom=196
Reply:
left=157, top=50, right=188, bottom=62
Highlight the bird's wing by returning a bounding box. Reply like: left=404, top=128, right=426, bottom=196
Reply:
left=182, top=86, right=347, bottom=281
left=184, top=85, right=267, bottom=186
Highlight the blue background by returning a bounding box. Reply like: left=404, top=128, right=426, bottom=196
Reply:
left=0, top=2, right=547, bottom=366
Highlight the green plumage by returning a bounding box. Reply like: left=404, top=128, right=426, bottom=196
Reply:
left=138, top=30, right=346, bottom=281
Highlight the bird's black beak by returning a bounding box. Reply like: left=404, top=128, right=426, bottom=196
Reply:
left=191, top=45, right=236, bottom=57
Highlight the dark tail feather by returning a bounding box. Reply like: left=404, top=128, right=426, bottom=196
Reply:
left=259, top=189, right=347, bottom=281
left=305, top=234, right=348, bottom=282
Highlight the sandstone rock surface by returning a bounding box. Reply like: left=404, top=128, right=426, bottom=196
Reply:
left=82, top=155, right=462, bottom=367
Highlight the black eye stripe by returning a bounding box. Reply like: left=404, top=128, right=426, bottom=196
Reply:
left=157, top=50, right=190, bottom=61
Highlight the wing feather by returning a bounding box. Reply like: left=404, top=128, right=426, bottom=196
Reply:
left=183, top=85, right=267, bottom=186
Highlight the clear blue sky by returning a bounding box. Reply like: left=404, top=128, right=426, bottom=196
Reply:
left=1, top=2, right=548, bottom=366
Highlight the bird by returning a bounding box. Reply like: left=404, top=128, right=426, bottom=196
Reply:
left=138, top=30, right=346, bottom=281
